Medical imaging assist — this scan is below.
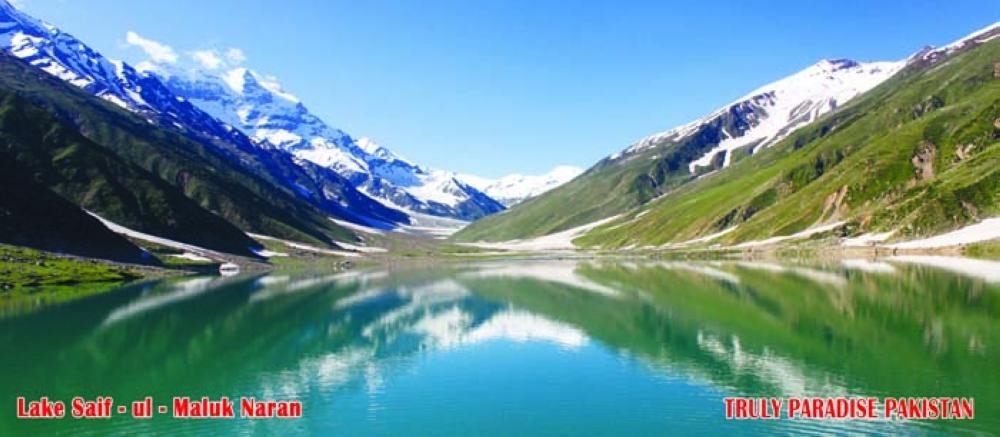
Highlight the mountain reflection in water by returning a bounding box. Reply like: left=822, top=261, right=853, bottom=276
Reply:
left=1, top=256, right=997, bottom=435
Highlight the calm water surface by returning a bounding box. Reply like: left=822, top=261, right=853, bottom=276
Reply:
left=1, top=258, right=998, bottom=435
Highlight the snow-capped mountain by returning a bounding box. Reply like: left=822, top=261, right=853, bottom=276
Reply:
left=0, top=0, right=411, bottom=230
left=611, top=58, right=904, bottom=173
left=458, top=166, right=583, bottom=206
left=607, top=23, right=1000, bottom=176
left=0, top=1, right=240, bottom=141
left=908, top=21, right=1000, bottom=66
left=158, top=68, right=505, bottom=221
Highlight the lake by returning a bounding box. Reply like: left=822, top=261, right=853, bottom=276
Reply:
left=1, top=258, right=997, bottom=435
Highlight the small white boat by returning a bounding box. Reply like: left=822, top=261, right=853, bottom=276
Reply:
left=219, top=262, right=241, bottom=276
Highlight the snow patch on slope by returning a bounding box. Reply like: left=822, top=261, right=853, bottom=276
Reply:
left=887, top=218, right=1000, bottom=249
left=605, top=58, right=904, bottom=173
left=841, top=231, right=896, bottom=247
left=917, top=21, right=1000, bottom=61
left=247, top=233, right=359, bottom=257
left=685, top=59, right=904, bottom=173
left=661, top=226, right=738, bottom=249
left=330, top=218, right=385, bottom=235
left=394, top=210, right=469, bottom=239
left=85, top=211, right=228, bottom=261
left=735, top=221, right=845, bottom=248
left=460, top=215, right=620, bottom=251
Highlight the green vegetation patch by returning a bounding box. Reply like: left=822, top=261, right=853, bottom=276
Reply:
left=0, top=245, right=142, bottom=289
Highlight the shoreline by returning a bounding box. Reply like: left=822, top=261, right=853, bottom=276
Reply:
left=3, top=234, right=996, bottom=298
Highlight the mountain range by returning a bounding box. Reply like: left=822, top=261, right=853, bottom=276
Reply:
left=0, top=0, right=410, bottom=236
left=458, top=165, right=583, bottom=207
left=457, top=22, right=1000, bottom=250
left=156, top=66, right=505, bottom=221
left=0, top=0, right=579, bottom=232
left=0, top=0, right=590, bottom=261
left=455, top=57, right=907, bottom=242
left=2, top=0, right=998, bottom=261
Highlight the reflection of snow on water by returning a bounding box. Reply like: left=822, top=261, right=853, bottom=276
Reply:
left=461, top=261, right=621, bottom=297
left=416, top=308, right=588, bottom=349
left=244, top=259, right=989, bottom=435
left=694, top=331, right=918, bottom=434
left=888, top=256, right=1000, bottom=283
left=657, top=262, right=741, bottom=284
left=840, top=259, right=896, bottom=274
left=255, top=275, right=590, bottom=407
left=697, top=331, right=841, bottom=398
left=101, top=277, right=218, bottom=326
left=736, top=262, right=846, bottom=287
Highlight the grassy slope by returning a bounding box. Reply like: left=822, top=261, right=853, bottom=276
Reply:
left=455, top=73, right=774, bottom=243
left=0, top=53, right=353, bottom=247
left=0, top=245, right=142, bottom=288
left=453, top=124, right=734, bottom=242
left=0, top=90, right=264, bottom=257
left=0, top=154, right=153, bottom=264
left=0, top=244, right=164, bottom=318
left=452, top=161, right=655, bottom=241
left=578, top=39, right=1000, bottom=248
left=967, top=239, right=1000, bottom=258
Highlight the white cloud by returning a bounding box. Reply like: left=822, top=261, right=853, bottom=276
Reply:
left=225, top=48, right=247, bottom=64
left=124, top=31, right=178, bottom=64
left=134, top=60, right=159, bottom=73
left=190, top=49, right=223, bottom=69
left=8, top=0, right=25, bottom=9
left=185, top=48, right=246, bottom=71
left=123, top=31, right=246, bottom=72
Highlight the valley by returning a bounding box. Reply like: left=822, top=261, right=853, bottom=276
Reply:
left=0, top=0, right=998, bottom=307
left=1, top=3, right=999, bottom=435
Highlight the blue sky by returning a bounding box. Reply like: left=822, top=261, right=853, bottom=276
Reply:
left=14, top=0, right=1000, bottom=178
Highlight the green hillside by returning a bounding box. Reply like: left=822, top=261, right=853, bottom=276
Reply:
left=452, top=119, right=717, bottom=243
left=455, top=35, right=1000, bottom=250
left=0, top=52, right=353, bottom=248
left=579, top=39, right=1000, bottom=248
left=0, top=90, right=263, bottom=257
left=0, top=156, right=153, bottom=265
left=454, top=78, right=776, bottom=243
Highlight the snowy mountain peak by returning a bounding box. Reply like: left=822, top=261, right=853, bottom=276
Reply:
left=459, top=166, right=584, bottom=207
left=1, top=1, right=116, bottom=97
left=0, top=1, right=45, bottom=31
left=221, top=67, right=300, bottom=103
left=158, top=66, right=504, bottom=220
left=546, top=165, right=585, bottom=180
left=612, top=56, right=904, bottom=173
left=737, top=58, right=901, bottom=104
left=687, top=57, right=904, bottom=171
left=0, top=1, right=251, bottom=132
left=0, top=2, right=425, bottom=231
left=355, top=136, right=411, bottom=164
left=940, top=21, right=1000, bottom=52
left=912, top=21, right=1000, bottom=64
left=814, top=58, right=860, bottom=71
left=221, top=67, right=250, bottom=93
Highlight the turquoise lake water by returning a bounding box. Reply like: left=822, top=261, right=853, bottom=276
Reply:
left=1, top=259, right=997, bottom=435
